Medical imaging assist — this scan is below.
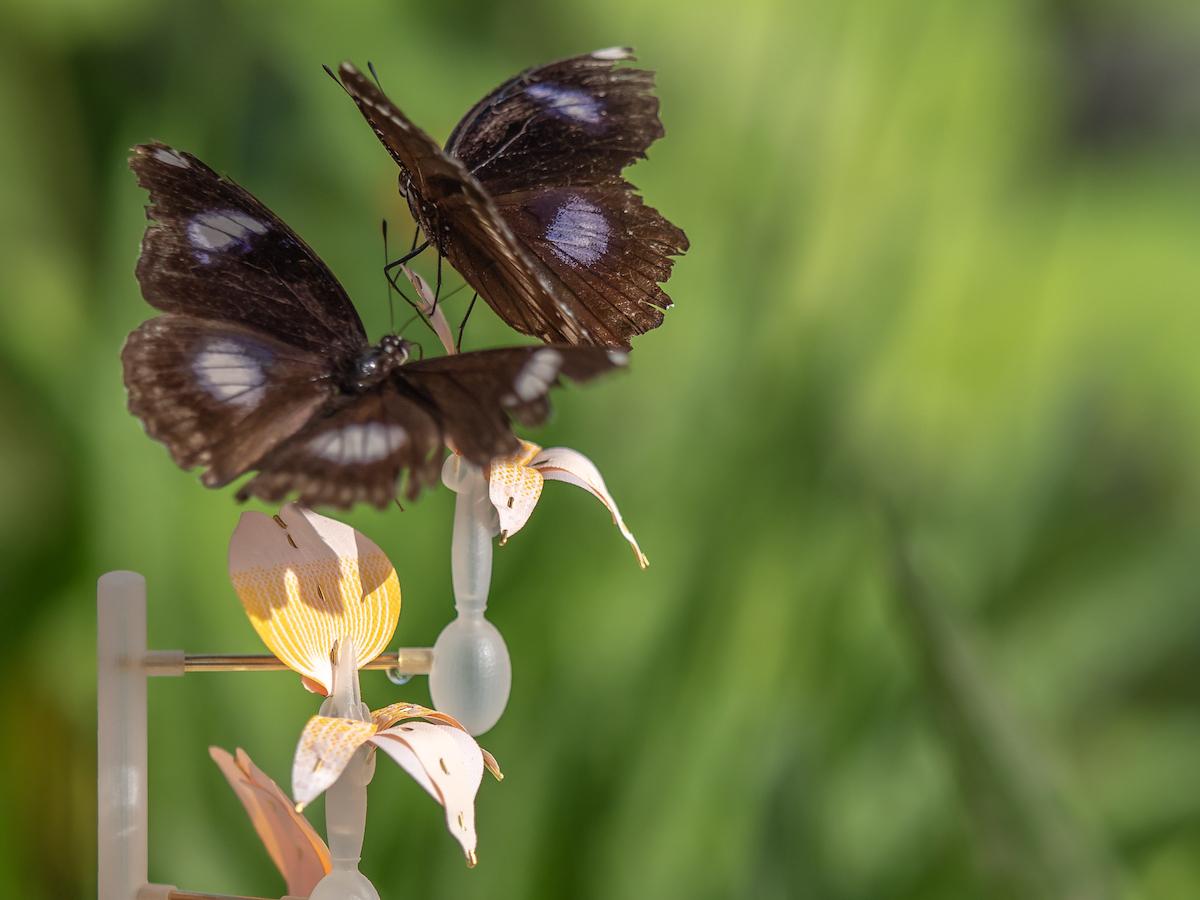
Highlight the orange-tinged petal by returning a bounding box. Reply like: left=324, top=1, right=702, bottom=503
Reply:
left=228, top=504, right=401, bottom=693
left=486, top=441, right=545, bottom=543
left=371, top=721, right=490, bottom=865
left=291, top=715, right=378, bottom=809
left=533, top=447, right=648, bottom=568
left=371, top=701, right=467, bottom=732
left=210, top=747, right=331, bottom=895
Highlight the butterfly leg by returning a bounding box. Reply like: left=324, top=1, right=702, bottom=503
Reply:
left=429, top=251, right=445, bottom=319
left=456, top=292, right=479, bottom=352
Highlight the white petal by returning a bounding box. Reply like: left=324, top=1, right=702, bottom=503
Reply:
left=371, top=721, right=488, bottom=865
left=532, top=447, right=648, bottom=568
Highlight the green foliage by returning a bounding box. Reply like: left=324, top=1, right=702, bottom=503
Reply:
left=1, top=1, right=1198, bottom=897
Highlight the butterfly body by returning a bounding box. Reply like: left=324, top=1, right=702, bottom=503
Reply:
left=123, top=143, right=624, bottom=509
left=336, top=48, right=689, bottom=350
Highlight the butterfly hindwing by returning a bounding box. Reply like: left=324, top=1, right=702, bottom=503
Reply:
left=122, top=315, right=334, bottom=488
left=493, top=183, right=687, bottom=341
left=131, top=143, right=369, bottom=356
left=237, top=383, right=444, bottom=507
left=399, top=345, right=626, bottom=464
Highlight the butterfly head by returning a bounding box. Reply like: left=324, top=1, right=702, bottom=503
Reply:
left=351, top=334, right=412, bottom=390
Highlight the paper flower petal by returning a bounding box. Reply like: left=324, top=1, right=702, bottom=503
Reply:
left=533, top=447, right=649, bottom=568
left=372, top=701, right=469, bottom=732
left=371, top=722, right=488, bottom=865
left=292, top=715, right=377, bottom=809
left=229, top=504, right=402, bottom=693
left=371, top=702, right=503, bottom=781
left=210, top=747, right=331, bottom=896
left=486, top=441, right=545, bottom=543
left=399, top=265, right=457, bottom=355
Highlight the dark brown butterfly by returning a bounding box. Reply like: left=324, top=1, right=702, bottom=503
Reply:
left=122, top=143, right=625, bottom=509
left=334, top=48, right=689, bottom=350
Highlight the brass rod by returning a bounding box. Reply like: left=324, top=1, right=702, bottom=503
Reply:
left=181, top=648, right=432, bottom=674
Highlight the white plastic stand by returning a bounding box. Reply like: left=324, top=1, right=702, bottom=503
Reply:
left=428, top=456, right=512, bottom=735
left=96, top=573, right=427, bottom=900
left=97, top=571, right=158, bottom=900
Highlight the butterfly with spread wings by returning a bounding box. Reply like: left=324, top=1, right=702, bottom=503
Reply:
left=122, top=143, right=624, bottom=509
left=333, top=48, right=689, bottom=350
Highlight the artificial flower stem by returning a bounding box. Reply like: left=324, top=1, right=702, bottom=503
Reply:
left=427, top=456, right=512, bottom=735
left=446, top=455, right=499, bottom=615
left=309, top=637, right=379, bottom=900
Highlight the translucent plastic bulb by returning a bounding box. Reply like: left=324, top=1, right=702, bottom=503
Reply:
left=429, top=613, right=511, bottom=735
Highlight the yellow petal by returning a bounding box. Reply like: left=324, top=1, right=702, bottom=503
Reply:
left=228, top=504, right=401, bottom=693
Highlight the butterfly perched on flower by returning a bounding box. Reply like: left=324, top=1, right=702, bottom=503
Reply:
left=122, top=143, right=625, bottom=509
left=333, top=48, right=689, bottom=350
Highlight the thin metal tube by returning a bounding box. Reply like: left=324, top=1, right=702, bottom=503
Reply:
left=181, top=649, right=432, bottom=674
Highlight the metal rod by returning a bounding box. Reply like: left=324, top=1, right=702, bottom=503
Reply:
left=181, top=648, right=433, bottom=674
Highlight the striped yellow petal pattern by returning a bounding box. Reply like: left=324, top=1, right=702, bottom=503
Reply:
left=291, top=715, right=377, bottom=809
left=228, top=504, right=401, bottom=693
left=486, top=441, right=545, bottom=544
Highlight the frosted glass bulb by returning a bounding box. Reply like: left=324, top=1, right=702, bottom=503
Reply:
left=309, top=869, right=380, bottom=900
left=429, top=613, right=511, bottom=735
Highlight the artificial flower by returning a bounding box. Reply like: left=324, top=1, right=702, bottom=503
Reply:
left=228, top=503, right=501, bottom=864
left=487, top=440, right=649, bottom=567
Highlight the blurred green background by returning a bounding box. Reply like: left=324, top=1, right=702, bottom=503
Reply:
left=2, top=1, right=1200, bottom=897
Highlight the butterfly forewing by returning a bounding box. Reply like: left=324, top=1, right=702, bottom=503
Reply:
left=131, top=143, right=369, bottom=357
left=446, top=48, right=664, bottom=194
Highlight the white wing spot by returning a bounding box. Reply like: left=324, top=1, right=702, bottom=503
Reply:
left=545, top=196, right=610, bottom=266
left=152, top=147, right=189, bottom=168
left=307, top=423, right=408, bottom=463
left=513, top=349, right=563, bottom=402
left=187, top=209, right=269, bottom=253
left=192, top=339, right=270, bottom=406
left=526, top=82, right=604, bottom=126
left=607, top=350, right=629, bottom=366
left=592, top=47, right=632, bottom=60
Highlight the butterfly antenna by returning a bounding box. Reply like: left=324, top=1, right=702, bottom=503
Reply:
left=457, top=291, right=479, bottom=352
left=321, top=63, right=351, bottom=97
left=367, top=60, right=384, bottom=89
left=382, top=218, right=396, bottom=333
